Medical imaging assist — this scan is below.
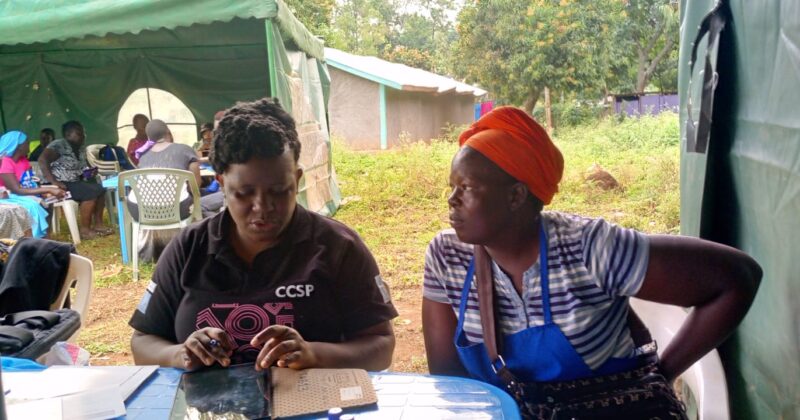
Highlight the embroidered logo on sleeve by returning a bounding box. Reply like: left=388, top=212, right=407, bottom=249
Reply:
left=136, top=281, right=157, bottom=314
left=374, top=275, right=391, bottom=303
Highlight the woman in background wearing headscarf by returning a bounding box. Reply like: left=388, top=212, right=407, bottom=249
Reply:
left=0, top=131, right=66, bottom=238
left=422, top=107, right=762, bottom=418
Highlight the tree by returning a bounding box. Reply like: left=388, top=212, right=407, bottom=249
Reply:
left=382, top=45, right=434, bottom=70
left=382, top=0, right=457, bottom=74
left=327, top=0, right=390, bottom=56
left=283, top=0, right=335, bottom=41
left=454, top=0, right=623, bottom=114
left=621, top=0, right=679, bottom=93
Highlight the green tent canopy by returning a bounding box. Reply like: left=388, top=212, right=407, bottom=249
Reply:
left=680, top=0, right=800, bottom=418
left=0, top=0, right=340, bottom=215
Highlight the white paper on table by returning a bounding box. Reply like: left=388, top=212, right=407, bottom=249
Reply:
left=6, top=386, right=125, bottom=420
left=4, top=365, right=157, bottom=402
left=62, top=386, right=126, bottom=420
left=51, top=365, right=158, bottom=401
left=6, top=398, right=62, bottom=420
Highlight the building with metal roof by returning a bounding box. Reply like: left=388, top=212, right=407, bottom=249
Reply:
left=324, top=48, right=487, bottom=150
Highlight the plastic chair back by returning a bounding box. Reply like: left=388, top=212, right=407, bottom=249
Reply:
left=50, top=254, right=93, bottom=318
left=118, top=168, right=201, bottom=226
left=86, top=144, right=120, bottom=177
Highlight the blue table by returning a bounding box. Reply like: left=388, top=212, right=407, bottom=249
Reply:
left=124, top=368, right=521, bottom=419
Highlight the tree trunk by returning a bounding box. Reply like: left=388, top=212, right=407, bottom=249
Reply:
left=522, top=90, right=541, bottom=115
left=636, top=47, right=649, bottom=93
left=544, top=87, right=553, bottom=134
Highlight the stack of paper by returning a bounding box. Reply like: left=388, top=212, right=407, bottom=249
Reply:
left=3, top=365, right=158, bottom=420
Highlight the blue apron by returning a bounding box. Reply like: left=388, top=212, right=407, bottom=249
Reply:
left=454, top=226, right=642, bottom=388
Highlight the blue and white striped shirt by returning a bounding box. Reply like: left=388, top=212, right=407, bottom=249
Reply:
left=423, top=211, right=650, bottom=369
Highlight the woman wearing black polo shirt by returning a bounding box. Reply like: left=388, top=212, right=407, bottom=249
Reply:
left=129, top=98, right=398, bottom=371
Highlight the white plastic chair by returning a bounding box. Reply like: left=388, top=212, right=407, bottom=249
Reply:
left=118, top=168, right=201, bottom=281
left=51, top=199, right=81, bottom=245
left=50, top=254, right=94, bottom=342
left=85, top=144, right=121, bottom=177
left=630, top=298, right=730, bottom=420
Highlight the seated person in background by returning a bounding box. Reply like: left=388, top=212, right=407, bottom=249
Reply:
left=38, top=121, right=111, bottom=239
left=0, top=131, right=65, bottom=238
left=193, top=123, right=214, bottom=158
left=0, top=204, right=32, bottom=240
left=127, top=120, right=221, bottom=262
left=126, top=114, right=149, bottom=167
left=129, top=98, right=397, bottom=372
left=28, top=128, right=55, bottom=162
left=422, top=107, right=762, bottom=417
left=135, top=120, right=223, bottom=219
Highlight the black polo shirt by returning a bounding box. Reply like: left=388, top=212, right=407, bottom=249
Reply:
left=129, top=205, right=398, bottom=364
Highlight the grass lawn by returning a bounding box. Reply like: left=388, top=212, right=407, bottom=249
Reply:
left=66, top=112, right=679, bottom=371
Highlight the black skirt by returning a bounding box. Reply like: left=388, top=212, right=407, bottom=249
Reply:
left=63, top=181, right=105, bottom=202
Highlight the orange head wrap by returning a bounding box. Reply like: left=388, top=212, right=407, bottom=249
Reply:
left=458, top=106, right=564, bottom=205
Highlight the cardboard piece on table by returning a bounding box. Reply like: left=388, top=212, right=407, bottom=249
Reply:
left=271, top=367, right=377, bottom=418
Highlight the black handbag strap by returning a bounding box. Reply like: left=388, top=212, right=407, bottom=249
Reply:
left=2, top=310, right=61, bottom=329
left=0, top=325, right=34, bottom=352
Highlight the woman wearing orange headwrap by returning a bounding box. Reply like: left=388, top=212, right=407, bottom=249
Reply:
left=422, top=107, right=760, bottom=418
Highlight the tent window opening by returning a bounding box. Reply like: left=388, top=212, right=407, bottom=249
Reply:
left=117, top=88, right=198, bottom=149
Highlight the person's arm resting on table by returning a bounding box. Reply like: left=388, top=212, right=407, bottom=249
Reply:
left=423, top=298, right=468, bottom=377
left=250, top=321, right=394, bottom=372
left=422, top=234, right=469, bottom=377
left=129, top=237, right=233, bottom=371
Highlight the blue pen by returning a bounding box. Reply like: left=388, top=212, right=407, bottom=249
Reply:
left=209, top=339, right=219, bottom=348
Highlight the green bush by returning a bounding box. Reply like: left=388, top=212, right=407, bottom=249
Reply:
left=532, top=101, right=607, bottom=128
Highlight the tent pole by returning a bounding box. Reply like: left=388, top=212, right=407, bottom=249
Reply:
left=265, top=20, right=278, bottom=98
left=379, top=84, right=387, bottom=150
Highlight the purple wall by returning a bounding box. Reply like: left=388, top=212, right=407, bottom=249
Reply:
left=613, top=94, right=678, bottom=116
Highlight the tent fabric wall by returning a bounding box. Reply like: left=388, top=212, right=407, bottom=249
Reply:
left=0, top=18, right=270, bottom=142
left=0, top=0, right=323, bottom=60
left=680, top=1, right=800, bottom=418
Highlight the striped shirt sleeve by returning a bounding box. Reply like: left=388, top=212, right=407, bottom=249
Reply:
left=422, top=233, right=451, bottom=304
left=581, top=218, right=650, bottom=297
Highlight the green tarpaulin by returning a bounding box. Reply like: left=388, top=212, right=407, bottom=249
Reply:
left=0, top=0, right=339, bottom=215
left=680, top=0, right=800, bottom=418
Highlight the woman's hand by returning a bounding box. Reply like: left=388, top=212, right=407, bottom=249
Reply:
left=177, top=327, right=236, bottom=371
left=251, top=325, right=318, bottom=371
left=53, top=181, right=67, bottom=190
left=49, top=188, right=66, bottom=199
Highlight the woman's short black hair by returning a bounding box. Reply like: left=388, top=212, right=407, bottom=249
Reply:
left=61, top=120, right=83, bottom=137
left=210, top=98, right=300, bottom=174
